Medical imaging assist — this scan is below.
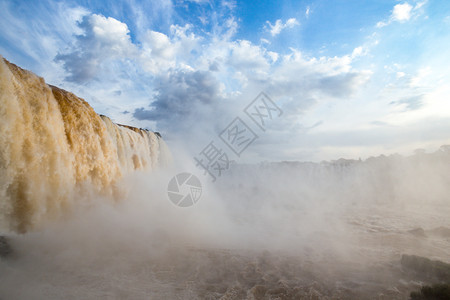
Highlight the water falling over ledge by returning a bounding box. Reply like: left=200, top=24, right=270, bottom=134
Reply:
left=0, top=57, right=171, bottom=233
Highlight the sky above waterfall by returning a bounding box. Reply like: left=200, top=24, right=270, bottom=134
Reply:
left=1, top=0, right=450, bottom=162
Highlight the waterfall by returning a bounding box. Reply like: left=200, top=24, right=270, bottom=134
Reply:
left=0, top=57, right=170, bottom=233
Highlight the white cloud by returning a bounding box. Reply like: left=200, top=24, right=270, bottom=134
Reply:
left=268, top=50, right=370, bottom=99
left=410, top=66, right=431, bottom=87
left=396, top=71, right=406, bottom=78
left=267, top=51, right=279, bottom=62
left=376, top=21, right=387, bottom=28
left=56, top=14, right=203, bottom=80
left=145, top=31, right=174, bottom=59
left=268, top=20, right=283, bottom=36
left=55, top=14, right=137, bottom=83
left=267, top=18, right=299, bottom=36
left=285, top=18, right=298, bottom=27
left=228, top=40, right=270, bottom=72
left=140, top=24, right=201, bottom=74
left=392, top=3, right=413, bottom=22
left=351, top=46, right=367, bottom=58
left=377, top=2, right=425, bottom=28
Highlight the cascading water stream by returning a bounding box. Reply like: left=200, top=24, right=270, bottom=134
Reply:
left=0, top=57, right=171, bottom=233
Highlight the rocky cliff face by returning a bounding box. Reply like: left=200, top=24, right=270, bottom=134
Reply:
left=0, top=57, right=170, bottom=233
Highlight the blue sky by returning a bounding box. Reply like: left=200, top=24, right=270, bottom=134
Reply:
left=1, top=0, right=450, bottom=162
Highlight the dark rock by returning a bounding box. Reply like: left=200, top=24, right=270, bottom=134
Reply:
left=410, top=283, right=450, bottom=300
left=0, top=236, right=12, bottom=258
left=408, top=228, right=427, bottom=237
left=249, top=285, right=267, bottom=299
left=401, top=254, right=450, bottom=281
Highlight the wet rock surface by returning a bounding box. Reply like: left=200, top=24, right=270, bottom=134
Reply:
left=410, top=283, right=450, bottom=300
left=401, top=254, right=450, bottom=282
left=0, top=236, right=11, bottom=258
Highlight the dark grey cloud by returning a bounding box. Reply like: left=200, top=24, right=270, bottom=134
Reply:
left=55, top=51, right=98, bottom=83
left=318, top=73, right=363, bottom=97
left=209, top=60, right=219, bottom=71
left=133, top=69, right=223, bottom=136
left=257, top=70, right=366, bottom=138
left=265, top=71, right=365, bottom=103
